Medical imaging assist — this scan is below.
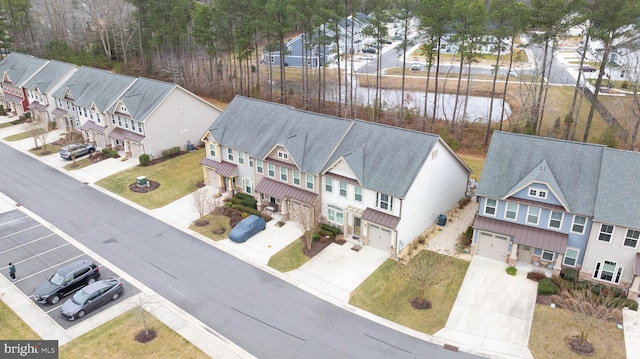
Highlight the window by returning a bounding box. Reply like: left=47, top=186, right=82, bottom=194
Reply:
left=563, top=248, right=579, bottom=267
left=354, top=186, right=362, bottom=202
left=293, top=170, right=300, bottom=186
left=243, top=177, right=253, bottom=194
left=280, top=166, right=287, bottom=181
left=227, top=148, right=234, bottom=161
left=124, top=118, right=129, bottom=129
left=526, top=207, right=540, bottom=225
left=484, top=198, right=497, bottom=216
left=624, top=229, right=640, bottom=248
left=325, top=177, right=333, bottom=192
left=306, top=174, right=314, bottom=190
left=249, top=158, right=254, bottom=168
left=238, top=152, right=244, bottom=165
left=541, top=250, right=555, bottom=262
left=268, top=163, right=275, bottom=178
left=256, top=159, right=263, bottom=174
left=137, top=121, right=143, bottom=133
left=376, top=193, right=393, bottom=211
left=327, top=205, right=344, bottom=225
left=339, top=181, right=347, bottom=197
left=277, top=150, right=288, bottom=160
left=505, top=202, right=518, bottom=220
left=528, top=187, right=547, bottom=199
left=209, top=143, right=216, bottom=157
left=571, top=216, right=586, bottom=234
left=593, top=260, right=623, bottom=284
left=598, top=224, right=614, bottom=242
left=549, top=211, right=563, bottom=229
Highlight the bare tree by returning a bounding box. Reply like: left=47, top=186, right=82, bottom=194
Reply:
left=408, top=250, right=442, bottom=309
left=24, top=113, right=51, bottom=153
left=292, top=202, right=316, bottom=250
left=191, top=187, right=215, bottom=224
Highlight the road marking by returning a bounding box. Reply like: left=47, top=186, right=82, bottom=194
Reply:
left=18, top=252, right=85, bottom=281
left=0, top=215, right=29, bottom=227
left=0, top=224, right=41, bottom=240
left=0, top=233, right=55, bottom=255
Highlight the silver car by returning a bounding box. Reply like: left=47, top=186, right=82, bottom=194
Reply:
left=60, top=278, right=124, bottom=320
left=60, top=143, right=96, bottom=160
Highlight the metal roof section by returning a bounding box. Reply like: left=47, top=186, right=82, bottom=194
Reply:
left=108, top=127, right=145, bottom=143
left=0, top=52, right=48, bottom=86
left=477, top=132, right=604, bottom=216
left=80, top=120, right=107, bottom=132
left=254, top=178, right=318, bottom=204
left=362, top=207, right=401, bottom=229
left=474, top=215, right=568, bottom=254
left=200, top=158, right=238, bottom=178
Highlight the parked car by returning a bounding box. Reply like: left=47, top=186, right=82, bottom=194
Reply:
left=411, top=61, right=421, bottom=71
left=362, top=48, right=377, bottom=54
left=229, top=215, right=266, bottom=243
left=580, top=65, right=597, bottom=73
left=60, top=143, right=96, bottom=160
left=33, top=260, right=100, bottom=304
left=60, top=278, right=124, bottom=320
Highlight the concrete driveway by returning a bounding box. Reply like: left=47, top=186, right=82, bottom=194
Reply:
left=434, top=256, right=537, bottom=359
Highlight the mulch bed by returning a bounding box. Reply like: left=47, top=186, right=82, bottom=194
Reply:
left=301, top=236, right=346, bottom=258
left=411, top=297, right=432, bottom=310
left=134, top=329, right=158, bottom=343
left=129, top=180, right=161, bottom=193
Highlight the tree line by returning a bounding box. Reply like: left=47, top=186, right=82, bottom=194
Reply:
left=0, top=0, right=639, bottom=148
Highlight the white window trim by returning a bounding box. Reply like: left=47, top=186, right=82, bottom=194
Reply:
left=339, top=181, right=347, bottom=197
left=597, top=223, right=614, bottom=243
left=571, top=215, right=587, bottom=234
left=526, top=206, right=540, bottom=225
left=306, top=174, right=314, bottom=190
left=528, top=187, right=548, bottom=199
left=540, top=249, right=555, bottom=262
left=256, top=159, right=263, bottom=174
left=268, top=163, right=275, bottom=178
left=504, top=202, right=518, bottom=221
left=280, top=166, right=288, bottom=181
left=563, top=247, right=579, bottom=267
left=484, top=198, right=497, bottom=217
left=354, top=185, right=363, bottom=202
left=277, top=150, right=289, bottom=159
left=593, top=260, right=623, bottom=284
left=293, top=170, right=301, bottom=186
left=623, top=229, right=640, bottom=249
left=548, top=211, right=563, bottom=230
left=327, top=205, right=344, bottom=225
left=227, top=148, right=234, bottom=162
left=325, top=177, right=333, bottom=192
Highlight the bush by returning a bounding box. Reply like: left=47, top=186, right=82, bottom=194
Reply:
left=527, top=270, right=546, bottom=282
left=591, top=283, right=607, bottom=296
left=139, top=154, right=150, bottom=166
left=235, top=192, right=254, bottom=200
left=319, top=223, right=341, bottom=236
left=161, top=146, right=181, bottom=158
left=576, top=280, right=591, bottom=290
left=506, top=266, right=517, bottom=276
left=230, top=203, right=261, bottom=217
left=609, top=298, right=639, bottom=311
left=224, top=201, right=233, bottom=208
left=229, top=195, right=257, bottom=209
left=101, top=148, right=120, bottom=158
left=538, top=278, right=560, bottom=296
left=560, top=268, right=578, bottom=283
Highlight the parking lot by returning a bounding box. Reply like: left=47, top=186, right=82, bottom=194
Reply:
left=0, top=208, right=138, bottom=329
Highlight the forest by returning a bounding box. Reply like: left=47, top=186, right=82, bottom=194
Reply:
left=1, top=0, right=639, bottom=152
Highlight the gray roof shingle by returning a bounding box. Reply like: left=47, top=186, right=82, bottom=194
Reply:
left=594, top=149, right=640, bottom=229
left=23, top=60, right=76, bottom=93
left=107, top=77, right=174, bottom=121
left=0, top=52, right=48, bottom=86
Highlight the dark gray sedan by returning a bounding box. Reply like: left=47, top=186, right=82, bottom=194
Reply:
left=60, top=278, right=124, bottom=320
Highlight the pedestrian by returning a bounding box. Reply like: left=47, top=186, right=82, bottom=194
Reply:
left=8, top=262, right=16, bottom=281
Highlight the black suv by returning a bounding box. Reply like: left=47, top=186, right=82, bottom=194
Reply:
left=33, top=260, right=100, bottom=304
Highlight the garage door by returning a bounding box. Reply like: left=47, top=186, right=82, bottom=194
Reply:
left=476, top=230, right=508, bottom=261
left=368, top=224, right=392, bottom=252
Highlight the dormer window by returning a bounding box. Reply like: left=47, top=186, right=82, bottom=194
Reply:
left=277, top=151, right=288, bottom=160
left=528, top=187, right=547, bottom=199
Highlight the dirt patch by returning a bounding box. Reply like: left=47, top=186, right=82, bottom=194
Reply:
left=134, top=329, right=158, bottom=343
left=301, top=237, right=340, bottom=258
left=568, top=337, right=594, bottom=355
left=194, top=219, right=209, bottom=226
left=128, top=181, right=161, bottom=193
left=411, top=297, right=432, bottom=310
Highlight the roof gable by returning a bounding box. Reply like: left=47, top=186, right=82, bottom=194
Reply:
left=504, top=160, right=570, bottom=211
left=0, top=52, right=48, bottom=87
left=23, top=60, right=76, bottom=93
left=108, top=77, right=174, bottom=120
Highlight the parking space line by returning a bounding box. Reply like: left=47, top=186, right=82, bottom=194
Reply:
left=0, top=233, right=55, bottom=255
left=13, top=253, right=86, bottom=283
left=0, top=224, right=42, bottom=240
left=0, top=215, right=29, bottom=227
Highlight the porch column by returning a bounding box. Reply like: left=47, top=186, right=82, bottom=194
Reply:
left=553, top=254, right=563, bottom=277
left=508, top=242, right=518, bottom=266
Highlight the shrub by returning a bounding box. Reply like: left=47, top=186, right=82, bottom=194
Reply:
left=224, top=201, right=233, bottom=208
left=560, top=268, right=578, bottom=283
left=230, top=203, right=261, bottom=217
left=101, top=148, right=120, bottom=158
left=591, top=283, right=607, bottom=296
left=538, top=278, right=560, bottom=296
left=317, top=229, right=333, bottom=239
left=506, top=266, right=517, bottom=276
left=576, top=280, right=591, bottom=290
left=319, top=223, right=341, bottom=236
left=161, top=146, right=181, bottom=157
left=235, top=192, right=254, bottom=200
left=609, top=298, right=638, bottom=311
left=527, top=270, right=546, bottom=282
left=139, top=154, right=150, bottom=166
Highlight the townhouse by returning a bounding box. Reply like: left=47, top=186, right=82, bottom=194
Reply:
left=473, top=132, right=640, bottom=297
left=0, top=53, right=48, bottom=117
left=201, top=96, right=471, bottom=256
left=22, top=60, right=78, bottom=125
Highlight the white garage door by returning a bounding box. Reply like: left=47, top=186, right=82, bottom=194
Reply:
left=476, top=230, right=508, bottom=261
left=368, top=224, right=392, bottom=252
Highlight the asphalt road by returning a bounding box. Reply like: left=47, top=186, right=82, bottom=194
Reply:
left=0, top=142, right=480, bottom=358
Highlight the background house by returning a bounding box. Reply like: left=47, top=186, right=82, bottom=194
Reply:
left=201, top=96, right=471, bottom=256
left=22, top=60, right=78, bottom=126
left=0, top=53, right=48, bottom=116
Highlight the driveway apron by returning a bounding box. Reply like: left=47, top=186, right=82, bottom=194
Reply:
left=434, top=256, right=536, bottom=359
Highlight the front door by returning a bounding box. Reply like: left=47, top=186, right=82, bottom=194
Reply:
left=354, top=217, right=361, bottom=236
left=518, top=245, right=533, bottom=264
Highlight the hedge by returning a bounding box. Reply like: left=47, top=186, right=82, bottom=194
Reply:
left=229, top=196, right=257, bottom=209
left=161, top=146, right=181, bottom=157
left=230, top=203, right=262, bottom=217
left=319, top=223, right=341, bottom=236
left=538, top=278, right=560, bottom=296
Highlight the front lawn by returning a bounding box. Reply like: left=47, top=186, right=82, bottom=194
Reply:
left=188, top=214, right=231, bottom=240
left=3, top=128, right=46, bottom=141
left=457, top=153, right=484, bottom=181
left=0, top=300, right=40, bottom=340
left=59, top=309, right=208, bottom=359
left=268, top=238, right=309, bottom=272
left=96, top=149, right=205, bottom=209
left=350, top=250, right=469, bottom=334
left=29, top=143, right=62, bottom=157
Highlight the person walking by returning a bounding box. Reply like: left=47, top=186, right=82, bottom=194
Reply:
left=8, top=262, right=16, bottom=281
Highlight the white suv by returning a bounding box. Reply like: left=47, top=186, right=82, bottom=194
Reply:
left=411, top=61, right=421, bottom=71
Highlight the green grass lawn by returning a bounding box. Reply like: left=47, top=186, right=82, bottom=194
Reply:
left=3, top=128, right=46, bottom=141
left=29, top=143, right=62, bottom=157
left=188, top=214, right=231, bottom=240
left=96, top=149, right=206, bottom=209
left=268, top=238, right=309, bottom=272
left=350, top=250, right=469, bottom=334
left=59, top=309, right=208, bottom=359
left=457, top=153, right=484, bottom=181
left=0, top=300, right=40, bottom=340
